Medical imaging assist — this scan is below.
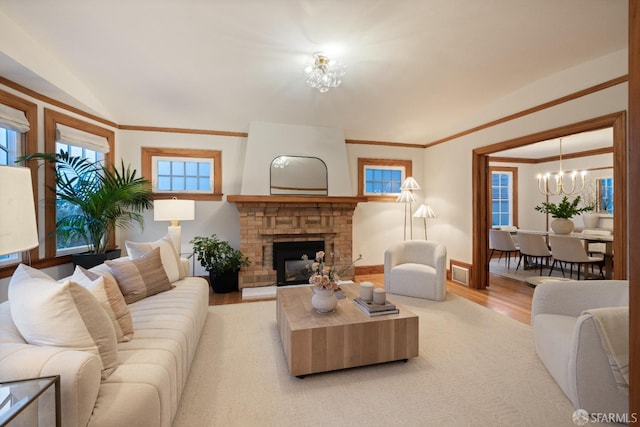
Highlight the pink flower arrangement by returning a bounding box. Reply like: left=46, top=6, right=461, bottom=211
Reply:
left=302, top=251, right=362, bottom=290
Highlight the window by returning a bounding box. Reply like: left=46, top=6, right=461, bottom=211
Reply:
left=54, top=141, right=105, bottom=253
left=357, top=158, right=412, bottom=201
left=141, top=147, right=222, bottom=200
left=156, top=158, right=212, bottom=192
left=43, top=108, right=115, bottom=259
left=490, top=167, right=518, bottom=227
left=597, top=177, right=614, bottom=214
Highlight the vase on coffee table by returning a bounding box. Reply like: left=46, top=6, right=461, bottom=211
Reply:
left=311, top=287, right=337, bottom=313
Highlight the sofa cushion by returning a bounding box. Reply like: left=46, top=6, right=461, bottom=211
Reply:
left=72, top=266, right=134, bottom=342
left=8, top=264, right=118, bottom=379
left=126, top=235, right=182, bottom=282
left=107, top=247, right=173, bottom=304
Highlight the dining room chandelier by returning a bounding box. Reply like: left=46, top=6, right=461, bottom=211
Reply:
left=537, top=138, right=586, bottom=196
left=304, top=52, right=346, bottom=93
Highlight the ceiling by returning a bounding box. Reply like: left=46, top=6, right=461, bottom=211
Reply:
left=0, top=0, right=628, bottom=145
left=492, top=127, right=614, bottom=159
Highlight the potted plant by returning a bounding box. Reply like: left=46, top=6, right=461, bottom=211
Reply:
left=534, top=195, right=594, bottom=234
left=190, top=234, right=251, bottom=293
left=20, top=150, right=153, bottom=268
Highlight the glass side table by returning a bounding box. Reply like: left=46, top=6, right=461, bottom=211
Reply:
left=0, top=375, right=60, bottom=427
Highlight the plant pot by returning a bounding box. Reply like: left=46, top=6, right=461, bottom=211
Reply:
left=209, top=269, right=239, bottom=293
left=582, top=212, right=599, bottom=229
left=550, top=218, right=574, bottom=235
left=72, top=248, right=122, bottom=269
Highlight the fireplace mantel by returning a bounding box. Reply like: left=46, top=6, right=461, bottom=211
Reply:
left=229, top=195, right=364, bottom=289
left=227, top=195, right=368, bottom=204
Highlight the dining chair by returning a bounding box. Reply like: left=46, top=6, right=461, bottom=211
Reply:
left=516, top=232, right=552, bottom=275
left=489, top=229, right=519, bottom=270
left=548, top=235, right=604, bottom=280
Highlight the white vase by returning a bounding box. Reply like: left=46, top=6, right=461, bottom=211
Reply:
left=551, top=218, right=574, bottom=234
left=311, top=288, right=337, bottom=313
left=582, top=212, right=599, bottom=229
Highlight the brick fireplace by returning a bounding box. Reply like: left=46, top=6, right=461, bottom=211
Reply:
left=227, top=195, right=366, bottom=289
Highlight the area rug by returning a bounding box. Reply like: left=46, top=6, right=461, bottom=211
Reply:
left=173, top=293, right=613, bottom=427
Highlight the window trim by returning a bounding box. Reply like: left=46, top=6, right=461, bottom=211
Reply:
left=44, top=108, right=115, bottom=259
left=357, top=158, right=413, bottom=201
left=0, top=89, right=38, bottom=276
left=141, top=147, right=222, bottom=201
left=489, top=166, right=519, bottom=228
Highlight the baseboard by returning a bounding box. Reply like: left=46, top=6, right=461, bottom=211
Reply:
left=354, top=265, right=384, bottom=275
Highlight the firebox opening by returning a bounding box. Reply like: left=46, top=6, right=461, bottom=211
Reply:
left=273, top=240, right=325, bottom=286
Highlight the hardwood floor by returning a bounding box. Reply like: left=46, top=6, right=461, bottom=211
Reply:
left=208, top=273, right=534, bottom=325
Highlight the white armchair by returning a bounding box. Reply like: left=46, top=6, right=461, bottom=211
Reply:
left=384, top=240, right=447, bottom=301
left=532, top=280, right=629, bottom=415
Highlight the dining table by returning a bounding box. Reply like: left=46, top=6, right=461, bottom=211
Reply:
left=512, top=229, right=614, bottom=279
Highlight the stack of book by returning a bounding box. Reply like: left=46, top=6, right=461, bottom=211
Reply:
left=353, top=297, right=399, bottom=317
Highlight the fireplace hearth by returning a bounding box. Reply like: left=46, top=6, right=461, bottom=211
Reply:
left=273, top=241, right=324, bottom=286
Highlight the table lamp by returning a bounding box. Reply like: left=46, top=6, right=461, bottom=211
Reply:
left=153, top=198, right=195, bottom=253
left=0, top=166, right=39, bottom=257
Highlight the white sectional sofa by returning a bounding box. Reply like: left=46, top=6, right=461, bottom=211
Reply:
left=0, top=255, right=209, bottom=427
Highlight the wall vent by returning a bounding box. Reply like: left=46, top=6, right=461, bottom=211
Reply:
left=451, top=264, right=470, bottom=286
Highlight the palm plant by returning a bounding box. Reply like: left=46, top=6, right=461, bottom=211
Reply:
left=20, top=150, right=153, bottom=254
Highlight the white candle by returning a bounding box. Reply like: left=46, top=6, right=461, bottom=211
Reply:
left=373, top=288, right=386, bottom=304
left=359, top=282, right=374, bottom=301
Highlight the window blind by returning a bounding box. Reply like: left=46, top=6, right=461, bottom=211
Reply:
left=56, top=124, right=110, bottom=153
left=0, top=103, right=30, bottom=133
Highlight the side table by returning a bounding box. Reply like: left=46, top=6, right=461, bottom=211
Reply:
left=0, top=375, right=60, bottom=427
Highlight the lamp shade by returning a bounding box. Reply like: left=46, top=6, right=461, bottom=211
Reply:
left=395, top=190, right=416, bottom=203
left=400, top=177, right=421, bottom=191
left=413, top=204, right=437, bottom=218
left=153, top=198, right=195, bottom=222
left=0, top=166, right=39, bottom=256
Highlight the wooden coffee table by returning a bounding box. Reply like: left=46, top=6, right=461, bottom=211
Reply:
left=276, top=283, right=419, bottom=377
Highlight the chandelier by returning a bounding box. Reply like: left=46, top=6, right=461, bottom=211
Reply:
left=304, top=52, right=346, bottom=93
left=537, top=138, right=586, bottom=196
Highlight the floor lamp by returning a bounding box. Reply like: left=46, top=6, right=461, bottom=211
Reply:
left=413, top=204, right=437, bottom=239
left=153, top=198, right=195, bottom=253
left=396, top=190, right=416, bottom=240
left=397, top=177, right=421, bottom=240
left=0, top=166, right=39, bottom=259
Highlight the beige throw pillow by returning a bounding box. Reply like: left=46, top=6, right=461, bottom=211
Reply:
left=126, top=234, right=182, bottom=282
left=8, top=264, right=118, bottom=380
left=106, top=247, right=173, bottom=304
left=72, top=266, right=134, bottom=342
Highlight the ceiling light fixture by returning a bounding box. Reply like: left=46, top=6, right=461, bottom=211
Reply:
left=537, top=138, right=586, bottom=196
left=304, top=52, right=346, bottom=93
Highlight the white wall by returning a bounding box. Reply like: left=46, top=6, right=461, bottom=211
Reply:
left=116, top=130, right=247, bottom=276
left=241, top=121, right=351, bottom=196
left=493, top=153, right=614, bottom=233
left=423, top=50, right=627, bottom=266
left=347, top=144, right=425, bottom=267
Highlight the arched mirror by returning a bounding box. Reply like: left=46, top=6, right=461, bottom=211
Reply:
left=270, top=156, right=328, bottom=196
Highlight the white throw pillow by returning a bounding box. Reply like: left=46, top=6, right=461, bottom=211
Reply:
left=9, top=264, right=118, bottom=379
left=126, top=234, right=182, bottom=282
